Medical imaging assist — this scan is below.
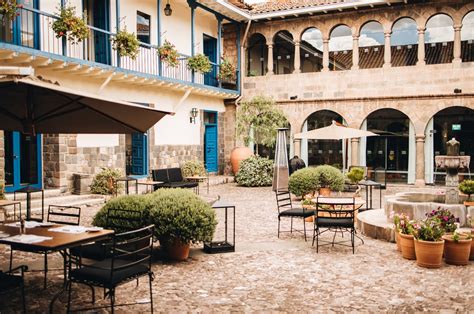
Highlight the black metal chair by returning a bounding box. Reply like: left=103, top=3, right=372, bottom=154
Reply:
left=9, top=205, right=81, bottom=289
left=0, top=265, right=28, bottom=313
left=66, top=225, right=155, bottom=313
left=275, top=190, right=315, bottom=241
left=312, top=197, right=357, bottom=254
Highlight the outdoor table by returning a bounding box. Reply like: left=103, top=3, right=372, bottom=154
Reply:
left=358, top=179, right=382, bottom=210
left=185, top=176, right=209, bottom=194
left=115, top=176, right=138, bottom=195
left=14, top=186, right=44, bottom=221
left=0, top=223, right=114, bottom=313
left=137, top=180, right=163, bottom=194
left=0, top=199, right=22, bottom=221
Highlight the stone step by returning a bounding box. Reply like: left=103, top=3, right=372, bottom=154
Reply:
left=5, top=188, right=64, bottom=201
left=356, top=209, right=395, bottom=242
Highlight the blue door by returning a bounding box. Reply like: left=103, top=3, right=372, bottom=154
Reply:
left=131, top=133, right=147, bottom=176
left=11, top=0, right=39, bottom=48
left=85, top=0, right=111, bottom=65
left=4, top=131, right=42, bottom=193
left=204, top=111, right=218, bottom=173
left=203, top=34, right=218, bottom=87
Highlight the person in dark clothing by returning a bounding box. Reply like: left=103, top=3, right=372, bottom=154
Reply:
left=289, top=155, right=306, bottom=175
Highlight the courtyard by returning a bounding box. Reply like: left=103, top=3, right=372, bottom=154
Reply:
left=1, top=183, right=472, bottom=312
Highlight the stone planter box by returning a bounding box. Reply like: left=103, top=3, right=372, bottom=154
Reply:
left=72, top=173, right=92, bottom=195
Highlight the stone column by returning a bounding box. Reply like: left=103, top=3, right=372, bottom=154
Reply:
left=352, top=35, right=359, bottom=70
left=415, top=134, right=425, bottom=186
left=453, top=25, right=462, bottom=63
left=351, top=138, right=360, bottom=166
left=293, top=139, right=302, bottom=158
left=293, top=40, right=301, bottom=73
left=322, top=38, right=330, bottom=72
left=417, top=28, right=426, bottom=66
left=267, top=43, right=274, bottom=75
left=383, top=31, right=391, bottom=68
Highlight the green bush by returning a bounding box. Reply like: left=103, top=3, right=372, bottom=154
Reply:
left=314, top=165, right=344, bottom=191
left=235, top=155, right=273, bottom=187
left=182, top=160, right=206, bottom=177
left=149, top=189, right=216, bottom=244
left=347, top=167, right=364, bottom=184
left=459, top=179, right=474, bottom=198
left=92, top=194, right=152, bottom=233
left=288, top=167, right=319, bottom=197
left=0, top=180, right=5, bottom=200
left=90, top=168, right=122, bottom=195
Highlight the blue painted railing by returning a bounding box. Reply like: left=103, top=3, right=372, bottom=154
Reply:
left=0, top=7, right=238, bottom=91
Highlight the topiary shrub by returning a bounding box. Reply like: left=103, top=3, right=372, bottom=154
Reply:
left=347, top=167, right=364, bottom=184
left=149, top=188, right=217, bottom=244
left=314, top=165, right=344, bottom=191
left=182, top=160, right=206, bottom=178
left=288, top=167, right=319, bottom=198
left=90, top=168, right=122, bottom=195
left=235, top=155, right=273, bottom=187
left=92, top=194, right=152, bottom=233
left=459, top=179, right=474, bottom=200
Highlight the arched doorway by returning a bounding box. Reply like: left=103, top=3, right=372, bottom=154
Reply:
left=247, top=33, right=267, bottom=76
left=301, top=110, right=345, bottom=168
left=391, top=17, right=418, bottom=67
left=359, top=21, right=384, bottom=69
left=425, top=14, right=454, bottom=65
left=329, top=25, right=353, bottom=71
left=273, top=30, right=295, bottom=74
left=424, top=106, right=474, bottom=184
left=300, top=27, right=324, bottom=73
left=362, top=109, right=413, bottom=183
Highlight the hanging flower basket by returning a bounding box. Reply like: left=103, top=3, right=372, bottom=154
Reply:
left=111, top=27, right=140, bottom=59
left=52, top=5, right=89, bottom=45
left=187, top=53, right=212, bottom=74
left=218, top=57, right=235, bottom=82
left=0, top=0, right=21, bottom=22
left=158, top=39, right=179, bottom=67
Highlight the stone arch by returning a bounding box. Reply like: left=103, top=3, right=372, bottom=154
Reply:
left=246, top=33, right=268, bottom=77
left=273, top=30, right=295, bottom=74
left=423, top=11, right=455, bottom=29
left=359, top=107, right=413, bottom=131
left=301, top=108, right=349, bottom=131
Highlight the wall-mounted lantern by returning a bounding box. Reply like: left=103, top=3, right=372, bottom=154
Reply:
left=190, top=107, right=198, bottom=124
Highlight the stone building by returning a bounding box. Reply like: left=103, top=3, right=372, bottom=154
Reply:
left=218, top=0, right=474, bottom=185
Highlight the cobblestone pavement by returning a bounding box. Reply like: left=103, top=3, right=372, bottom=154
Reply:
left=0, top=184, right=473, bottom=313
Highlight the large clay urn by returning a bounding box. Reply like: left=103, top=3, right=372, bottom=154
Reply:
left=230, top=147, right=253, bottom=174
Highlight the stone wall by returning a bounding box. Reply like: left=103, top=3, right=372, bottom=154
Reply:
left=149, top=145, right=203, bottom=170
left=222, top=103, right=237, bottom=175
left=43, top=134, right=65, bottom=189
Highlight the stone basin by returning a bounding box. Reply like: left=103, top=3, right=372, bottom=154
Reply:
left=385, top=190, right=473, bottom=227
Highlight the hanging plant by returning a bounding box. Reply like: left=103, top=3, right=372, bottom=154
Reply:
left=52, top=4, right=89, bottom=44
left=158, top=39, right=179, bottom=67
left=187, top=53, right=212, bottom=74
left=111, top=27, right=140, bottom=59
left=218, top=57, right=235, bottom=81
left=0, top=0, right=21, bottom=21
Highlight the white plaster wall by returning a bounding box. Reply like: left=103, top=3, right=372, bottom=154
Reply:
left=77, top=134, right=120, bottom=147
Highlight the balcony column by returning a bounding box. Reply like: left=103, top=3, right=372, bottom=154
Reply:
left=188, top=0, right=197, bottom=82
left=116, top=0, right=121, bottom=67
left=383, top=31, right=391, bottom=68
left=417, top=27, right=426, bottom=66
left=237, top=24, right=242, bottom=92
left=453, top=25, right=462, bottom=63
left=157, top=0, right=162, bottom=75
left=351, top=138, right=360, bottom=166
left=293, top=40, right=301, bottom=73
left=217, top=15, right=223, bottom=88
left=61, top=0, right=67, bottom=56
left=352, top=35, right=359, bottom=70
left=267, top=43, right=274, bottom=75
left=415, top=134, right=425, bottom=186
left=322, top=38, right=329, bottom=72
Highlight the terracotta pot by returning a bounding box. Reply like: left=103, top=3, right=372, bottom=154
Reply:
left=230, top=147, right=253, bottom=174
left=160, top=237, right=190, bottom=261
left=318, top=187, right=331, bottom=196
left=395, top=230, right=401, bottom=252
left=302, top=204, right=315, bottom=222
left=471, top=236, right=474, bottom=261
left=443, top=235, right=472, bottom=266
left=399, top=233, right=416, bottom=260
left=414, top=238, right=445, bottom=268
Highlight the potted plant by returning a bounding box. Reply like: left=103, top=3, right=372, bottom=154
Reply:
left=347, top=167, right=364, bottom=185
left=442, top=231, right=472, bottom=266
left=181, top=160, right=206, bottom=178
left=111, top=27, right=140, bottom=59
left=392, top=212, right=402, bottom=252
left=396, top=213, right=416, bottom=260
left=218, top=57, right=235, bottom=82
left=426, top=207, right=458, bottom=234
left=235, top=155, right=273, bottom=187
left=459, top=179, right=474, bottom=203
left=90, top=167, right=122, bottom=195
left=465, top=214, right=474, bottom=260
left=413, top=217, right=445, bottom=268
left=149, top=189, right=217, bottom=261
left=52, top=4, right=89, bottom=44
left=288, top=167, right=319, bottom=199
left=0, top=0, right=21, bottom=21
left=158, top=39, right=179, bottom=67
left=187, top=53, right=212, bottom=74
left=314, top=165, right=344, bottom=196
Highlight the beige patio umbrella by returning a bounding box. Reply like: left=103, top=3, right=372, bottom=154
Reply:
left=294, top=121, right=378, bottom=170
left=0, top=76, right=172, bottom=134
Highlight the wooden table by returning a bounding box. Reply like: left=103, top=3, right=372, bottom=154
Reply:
left=14, top=186, right=44, bottom=221
left=185, top=176, right=209, bottom=194
left=0, top=199, right=22, bottom=221
left=137, top=181, right=163, bottom=194
left=0, top=224, right=114, bottom=312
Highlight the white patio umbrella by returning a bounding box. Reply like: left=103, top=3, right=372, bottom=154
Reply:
left=294, top=120, right=378, bottom=171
